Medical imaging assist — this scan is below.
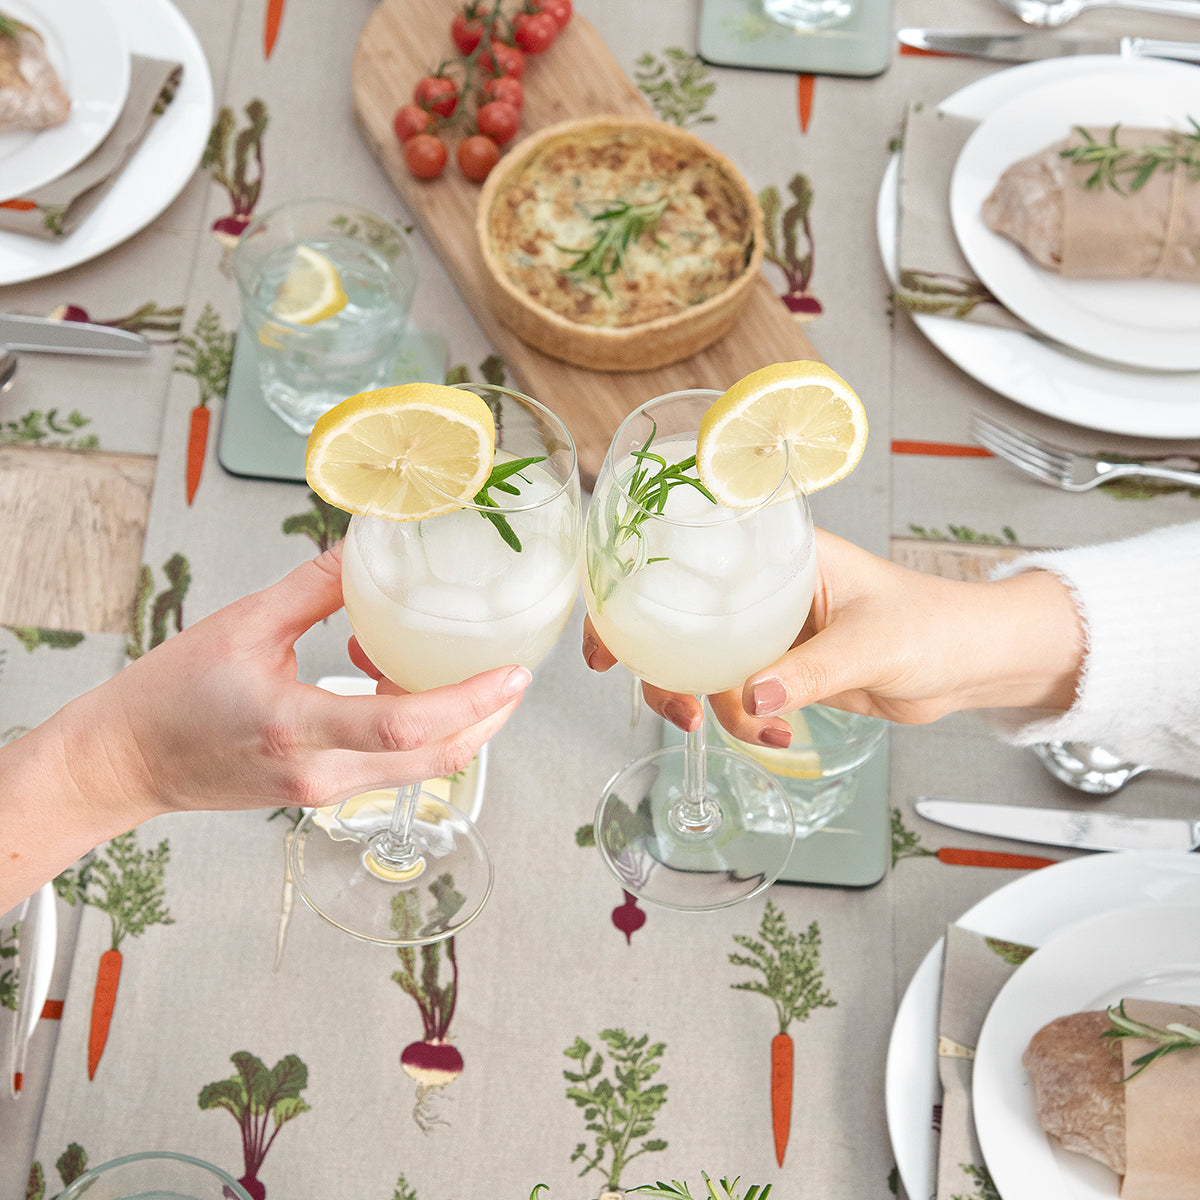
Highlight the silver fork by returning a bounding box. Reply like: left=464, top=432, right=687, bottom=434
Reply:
left=971, top=413, right=1200, bottom=492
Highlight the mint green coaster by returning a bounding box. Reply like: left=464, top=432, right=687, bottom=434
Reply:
left=697, top=0, right=893, bottom=78
left=217, top=327, right=448, bottom=484
left=662, top=717, right=890, bottom=887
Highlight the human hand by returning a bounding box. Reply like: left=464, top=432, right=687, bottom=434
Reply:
left=582, top=527, right=1083, bottom=745
left=62, top=543, right=530, bottom=826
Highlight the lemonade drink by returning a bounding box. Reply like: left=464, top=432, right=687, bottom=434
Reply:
left=584, top=432, right=817, bottom=695
left=343, top=458, right=580, bottom=692
left=247, top=235, right=412, bottom=432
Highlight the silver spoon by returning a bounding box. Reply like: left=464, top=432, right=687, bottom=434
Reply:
left=998, top=0, right=1200, bottom=25
left=0, top=347, right=15, bottom=393
left=1032, top=740, right=1152, bottom=794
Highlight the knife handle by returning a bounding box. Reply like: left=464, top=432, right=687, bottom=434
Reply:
left=1131, top=37, right=1200, bottom=62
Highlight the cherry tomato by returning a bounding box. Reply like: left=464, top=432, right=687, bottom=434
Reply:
left=457, top=134, right=501, bottom=182
left=537, top=0, right=572, bottom=29
left=404, top=133, right=448, bottom=179
left=476, top=99, right=520, bottom=146
left=479, top=40, right=525, bottom=79
left=413, top=75, right=459, bottom=119
left=450, top=11, right=484, bottom=54
left=392, top=103, right=430, bottom=143
left=482, top=74, right=524, bottom=111
left=513, top=11, right=557, bottom=54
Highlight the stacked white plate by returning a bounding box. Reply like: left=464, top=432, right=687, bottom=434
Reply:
left=886, top=852, right=1200, bottom=1200
left=877, top=56, right=1200, bottom=439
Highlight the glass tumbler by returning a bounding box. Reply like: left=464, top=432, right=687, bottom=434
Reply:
left=57, top=1151, right=252, bottom=1199
left=232, top=196, right=418, bottom=434
left=763, top=0, right=854, bottom=30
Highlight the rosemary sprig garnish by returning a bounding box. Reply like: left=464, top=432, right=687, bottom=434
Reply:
left=1102, top=998, right=1200, bottom=1080
left=1060, top=119, right=1200, bottom=194
left=0, top=14, right=27, bottom=38
left=473, top=454, right=546, bottom=551
left=557, top=197, right=669, bottom=296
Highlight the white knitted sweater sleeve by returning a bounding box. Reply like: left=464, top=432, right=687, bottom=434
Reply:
left=982, top=520, right=1200, bottom=777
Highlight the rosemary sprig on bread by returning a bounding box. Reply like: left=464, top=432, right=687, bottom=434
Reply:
left=1060, top=119, right=1200, bottom=194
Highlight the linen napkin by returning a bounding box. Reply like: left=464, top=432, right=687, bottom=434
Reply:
left=896, top=101, right=1035, bottom=335
left=934, top=923, right=1034, bottom=1200
left=0, top=56, right=182, bottom=239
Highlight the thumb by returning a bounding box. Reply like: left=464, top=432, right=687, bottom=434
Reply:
left=251, top=544, right=347, bottom=642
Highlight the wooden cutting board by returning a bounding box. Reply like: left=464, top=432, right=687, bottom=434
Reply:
left=351, top=0, right=821, bottom=488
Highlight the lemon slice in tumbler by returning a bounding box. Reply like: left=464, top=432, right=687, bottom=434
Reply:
left=730, top=709, right=823, bottom=780
left=696, top=360, right=868, bottom=507
left=305, top=383, right=495, bottom=520
left=270, top=245, right=348, bottom=325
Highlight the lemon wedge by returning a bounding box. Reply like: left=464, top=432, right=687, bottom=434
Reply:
left=305, top=383, right=495, bottom=519
left=727, top=709, right=823, bottom=780
left=270, top=245, right=348, bottom=325
left=696, top=360, right=868, bottom=507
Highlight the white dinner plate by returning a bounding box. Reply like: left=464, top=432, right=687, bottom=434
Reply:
left=0, top=0, right=213, bottom=286
left=0, top=0, right=130, bottom=201
left=876, top=55, right=1200, bottom=440
left=974, top=902, right=1200, bottom=1200
left=950, top=62, right=1200, bottom=372
left=885, top=852, right=1200, bottom=1200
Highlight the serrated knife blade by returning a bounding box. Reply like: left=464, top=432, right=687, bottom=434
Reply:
left=897, top=29, right=1200, bottom=64
left=914, top=797, right=1200, bottom=853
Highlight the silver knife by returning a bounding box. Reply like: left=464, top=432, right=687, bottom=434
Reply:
left=9, top=882, right=56, bottom=1099
left=897, top=29, right=1200, bottom=64
left=0, top=314, right=150, bottom=356
left=915, top=797, right=1200, bottom=853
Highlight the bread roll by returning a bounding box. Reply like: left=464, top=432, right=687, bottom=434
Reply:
left=0, top=16, right=70, bottom=135
left=1022, top=1009, right=1126, bottom=1175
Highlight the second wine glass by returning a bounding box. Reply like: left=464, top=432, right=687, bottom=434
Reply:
left=584, top=389, right=816, bottom=910
left=290, top=383, right=581, bottom=945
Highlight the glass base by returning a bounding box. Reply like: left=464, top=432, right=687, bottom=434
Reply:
left=594, top=745, right=796, bottom=911
left=288, top=796, right=493, bottom=945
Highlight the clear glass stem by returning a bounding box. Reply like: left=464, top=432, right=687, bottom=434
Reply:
left=367, top=781, right=423, bottom=871
left=671, top=699, right=722, bottom=837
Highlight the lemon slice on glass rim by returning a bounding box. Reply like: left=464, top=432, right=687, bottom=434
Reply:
left=305, top=383, right=495, bottom=520
left=696, top=359, right=868, bottom=507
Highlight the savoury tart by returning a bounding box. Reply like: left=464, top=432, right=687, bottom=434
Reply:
left=476, top=115, right=764, bottom=372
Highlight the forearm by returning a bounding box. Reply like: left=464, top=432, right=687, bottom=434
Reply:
left=0, top=695, right=144, bottom=913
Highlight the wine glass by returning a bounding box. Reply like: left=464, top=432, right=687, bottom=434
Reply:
left=290, top=384, right=581, bottom=944
left=584, top=388, right=816, bottom=910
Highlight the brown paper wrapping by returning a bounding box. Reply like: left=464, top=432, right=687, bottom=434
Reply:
left=1061, top=127, right=1200, bottom=282
left=1119, top=998, right=1200, bottom=1200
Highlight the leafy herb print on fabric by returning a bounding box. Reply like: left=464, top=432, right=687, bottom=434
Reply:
left=564, top=1029, right=668, bottom=1191
left=198, top=1051, right=311, bottom=1200
left=985, top=937, right=1035, bottom=967
left=392, top=1175, right=418, bottom=1200
left=55, top=832, right=173, bottom=1079
left=25, top=1142, right=89, bottom=1200
left=730, top=900, right=836, bottom=1166
left=634, top=49, right=715, bottom=129
left=4, top=626, right=85, bottom=651
left=444, top=353, right=507, bottom=389
left=174, top=303, right=234, bottom=505
left=0, top=921, right=18, bottom=1010
left=49, top=301, right=184, bottom=343
left=574, top=823, right=649, bottom=943
left=632, top=1177, right=773, bottom=1200
left=204, top=99, right=268, bottom=247
left=759, top=177, right=822, bottom=317
left=952, top=1161, right=1000, bottom=1200
left=906, top=523, right=1020, bottom=547
left=0, top=409, right=97, bottom=449
left=891, top=808, right=934, bottom=865
left=282, top=491, right=350, bottom=553
left=127, top=553, right=191, bottom=660
left=895, top=269, right=999, bottom=321
left=393, top=893, right=465, bottom=1132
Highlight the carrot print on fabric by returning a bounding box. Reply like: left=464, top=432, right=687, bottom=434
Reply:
left=54, top=832, right=174, bottom=1079
left=174, top=304, right=233, bottom=506
left=264, top=0, right=284, bottom=58
left=730, top=900, right=836, bottom=1167
left=797, top=74, right=814, bottom=132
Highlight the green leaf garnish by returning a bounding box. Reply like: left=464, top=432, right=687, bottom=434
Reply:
left=1102, top=998, right=1200, bottom=1080
left=473, top=454, right=547, bottom=551
left=1059, top=118, right=1200, bottom=194
left=556, top=197, right=669, bottom=296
